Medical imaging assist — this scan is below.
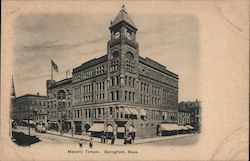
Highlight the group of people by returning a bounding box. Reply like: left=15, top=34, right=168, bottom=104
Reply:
left=79, top=138, right=93, bottom=149
left=101, top=134, right=115, bottom=144
left=124, top=133, right=135, bottom=144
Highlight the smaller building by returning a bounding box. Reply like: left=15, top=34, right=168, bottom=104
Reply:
left=177, top=105, right=191, bottom=125
left=178, top=100, right=201, bottom=132
left=11, top=93, right=47, bottom=127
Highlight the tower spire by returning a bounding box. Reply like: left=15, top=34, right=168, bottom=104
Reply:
left=10, top=75, right=16, bottom=99
left=122, top=4, right=125, bottom=10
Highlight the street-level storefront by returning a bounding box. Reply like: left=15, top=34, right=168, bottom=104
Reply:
left=48, top=121, right=59, bottom=131
left=74, top=121, right=82, bottom=135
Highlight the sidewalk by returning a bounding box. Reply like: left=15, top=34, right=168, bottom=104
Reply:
left=46, top=130, right=194, bottom=146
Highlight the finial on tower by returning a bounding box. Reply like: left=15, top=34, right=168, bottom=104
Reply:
left=121, top=4, right=126, bottom=10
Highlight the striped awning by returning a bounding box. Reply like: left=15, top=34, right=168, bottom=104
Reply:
left=123, top=107, right=131, bottom=115
left=117, top=127, right=125, bottom=133
left=185, top=125, right=194, bottom=129
left=88, top=123, right=105, bottom=132
left=128, top=126, right=136, bottom=132
left=107, top=125, right=114, bottom=132
left=129, top=107, right=139, bottom=115
left=160, top=124, right=178, bottom=131
left=179, top=125, right=189, bottom=130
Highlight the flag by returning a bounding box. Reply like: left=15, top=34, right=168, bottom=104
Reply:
left=51, top=60, right=58, bottom=72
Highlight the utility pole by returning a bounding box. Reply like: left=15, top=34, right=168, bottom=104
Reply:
left=105, top=108, right=108, bottom=144
left=28, top=105, right=30, bottom=136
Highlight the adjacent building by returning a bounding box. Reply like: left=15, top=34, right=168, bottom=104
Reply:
left=46, top=7, right=179, bottom=139
left=178, top=100, right=201, bottom=132
left=177, top=104, right=191, bottom=125
left=46, top=78, right=73, bottom=133
left=11, top=93, right=47, bottom=126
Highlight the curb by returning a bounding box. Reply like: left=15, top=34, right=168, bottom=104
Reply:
left=45, top=131, right=195, bottom=146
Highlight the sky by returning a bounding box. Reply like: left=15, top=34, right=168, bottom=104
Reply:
left=13, top=3, right=200, bottom=102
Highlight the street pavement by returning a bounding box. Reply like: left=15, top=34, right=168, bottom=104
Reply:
left=12, top=126, right=199, bottom=147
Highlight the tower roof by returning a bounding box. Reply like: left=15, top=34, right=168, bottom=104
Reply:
left=10, top=75, right=16, bottom=99
left=110, top=5, right=137, bottom=29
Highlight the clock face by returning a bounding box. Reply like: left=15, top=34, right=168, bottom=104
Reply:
left=126, top=31, right=132, bottom=40
left=114, top=32, right=120, bottom=39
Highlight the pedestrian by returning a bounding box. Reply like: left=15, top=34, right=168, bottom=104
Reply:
left=89, top=138, right=93, bottom=148
left=79, top=138, right=83, bottom=149
left=124, top=135, right=127, bottom=144
left=128, top=134, right=132, bottom=144
left=103, top=134, right=106, bottom=144
left=111, top=135, right=115, bottom=144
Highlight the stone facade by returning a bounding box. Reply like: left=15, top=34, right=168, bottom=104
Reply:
left=46, top=7, right=179, bottom=139
left=46, top=78, right=73, bottom=133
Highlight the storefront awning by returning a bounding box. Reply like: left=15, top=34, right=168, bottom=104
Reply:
left=128, top=126, right=136, bottom=132
left=185, top=125, right=194, bottom=129
left=128, top=107, right=139, bottom=115
left=179, top=125, right=189, bottom=130
left=107, top=125, right=113, bottom=132
left=117, top=127, right=125, bottom=133
left=123, top=107, right=131, bottom=115
left=161, top=124, right=179, bottom=131
left=140, top=109, right=146, bottom=116
left=88, top=123, right=105, bottom=132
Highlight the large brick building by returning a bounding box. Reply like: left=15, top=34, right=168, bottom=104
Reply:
left=11, top=94, right=47, bottom=126
left=46, top=7, right=179, bottom=139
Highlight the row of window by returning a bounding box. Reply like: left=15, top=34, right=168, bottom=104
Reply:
left=110, top=91, right=119, bottom=101
left=74, top=70, right=94, bottom=82
left=110, top=60, right=119, bottom=72
left=72, top=107, right=174, bottom=121
left=96, top=65, right=105, bottom=75
left=163, top=89, right=177, bottom=98
left=110, top=76, right=119, bottom=86
left=125, top=60, right=136, bottom=73
left=152, top=86, right=160, bottom=95
left=140, top=82, right=149, bottom=92
left=141, top=66, right=178, bottom=87
left=83, top=95, right=92, bottom=102
left=179, top=112, right=190, bottom=117
left=125, top=75, right=135, bottom=87
left=95, top=81, right=105, bottom=91
left=48, top=111, right=57, bottom=119
left=152, top=97, right=161, bottom=106
left=125, top=91, right=135, bottom=102
left=96, top=93, right=105, bottom=101
left=140, top=94, right=149, bottom=104
left=178, top=118, right=190, bottom=124
left=82, top=84, right=93, bottom=94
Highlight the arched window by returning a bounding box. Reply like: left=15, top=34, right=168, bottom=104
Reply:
left=126, top=52, right=134, bottom=60
left=112, top=51, right=119, bottom=59
left=57, top=90, right=66, bottom=108
left=58, top=90, right=66, bottom=100
left=68, top=98, right=71, bottom=107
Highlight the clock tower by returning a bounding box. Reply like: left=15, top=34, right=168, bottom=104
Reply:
left=107, top=5, right=139, bottom=102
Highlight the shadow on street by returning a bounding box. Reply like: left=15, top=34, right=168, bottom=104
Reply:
left=12, top=131, right=41, bottom=147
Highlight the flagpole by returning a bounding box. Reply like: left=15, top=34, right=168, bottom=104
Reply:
left=51, top=60, right=53, bottom=81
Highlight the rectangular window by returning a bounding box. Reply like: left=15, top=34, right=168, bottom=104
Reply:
left=125, top=91, right=127, bottom=101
